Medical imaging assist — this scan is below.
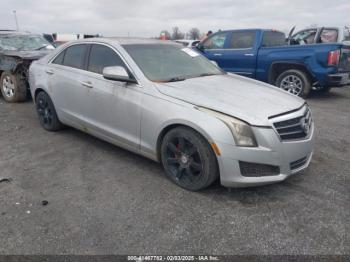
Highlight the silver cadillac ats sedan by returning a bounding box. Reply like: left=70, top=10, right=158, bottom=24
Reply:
left=29, top=38, right=314, bottom=191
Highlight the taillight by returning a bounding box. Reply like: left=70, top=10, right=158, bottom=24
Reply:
left=328, top=50, right=340, bottom=66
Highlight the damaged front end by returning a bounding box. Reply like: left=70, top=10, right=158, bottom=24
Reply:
left=0, top=50, right=51, bottom=102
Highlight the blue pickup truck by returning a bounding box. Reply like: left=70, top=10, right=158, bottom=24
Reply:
left=197, top=29, right=350, bottom=97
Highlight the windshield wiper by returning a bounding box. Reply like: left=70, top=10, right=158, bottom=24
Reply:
left=197, top=73, right=217, bottom=77
left=34, top=44, right=48, bottom=51
left=165, top=77, right=186, bottom=82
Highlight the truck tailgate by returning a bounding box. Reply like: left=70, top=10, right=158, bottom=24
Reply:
left=339, top=45, right=350, bottom=72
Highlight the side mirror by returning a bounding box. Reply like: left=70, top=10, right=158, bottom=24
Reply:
left=210, top=60, right=219, bottom=67
left=196, top=43, right=204, bottom=51
left=102, top=66, right=137, bottom=83
left=289, top=39, right=299, bottom=45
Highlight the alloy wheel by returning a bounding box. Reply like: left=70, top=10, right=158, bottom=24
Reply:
left=2, top=76, right=15, bottom=98
left=164, top=136, right=203, bottom=183
left=280, top=75, right=303, bottom=96
left=37, top=97, right=53, bottom=127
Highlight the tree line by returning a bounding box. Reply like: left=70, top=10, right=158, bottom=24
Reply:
left=159, top=27, right=202, bottom=40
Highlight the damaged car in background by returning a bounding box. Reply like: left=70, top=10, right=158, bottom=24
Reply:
left=0, top=31, right=55, bottom=103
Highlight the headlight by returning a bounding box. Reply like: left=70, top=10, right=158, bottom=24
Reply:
left=198, top=107, right=257, bottom=147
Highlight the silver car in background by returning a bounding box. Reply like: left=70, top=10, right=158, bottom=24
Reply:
left=29, top=38, right=314, bottom=191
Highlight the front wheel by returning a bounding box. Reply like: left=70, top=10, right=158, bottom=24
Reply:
left=160, top=127, right=219, bottom=191
left=275, top=69, right=311, bottom=97
left=35, top=91, right=64, bottom=131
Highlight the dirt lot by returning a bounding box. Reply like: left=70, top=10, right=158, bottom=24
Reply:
left=0, top=88, right=349, bottom=255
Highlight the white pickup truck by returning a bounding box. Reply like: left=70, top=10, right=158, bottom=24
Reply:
left=289, top=26, right=350, bottom=45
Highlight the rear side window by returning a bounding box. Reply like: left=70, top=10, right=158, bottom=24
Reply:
left=87, top=44, right=126, bottom=74
left=320, top=29, right=338, bottom=43
left=52, top=50, right=65, bottom=65
left=63, top=44, right=87, bottom=69
left=262, top=31, right=286, bottom=47
left=345, top=27, right=350, bottom=41
left=229, top=32, right=255, bottom=49
left=203, top=32, right=229, bottom=49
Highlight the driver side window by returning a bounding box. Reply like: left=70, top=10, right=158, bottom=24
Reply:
left=87, top=44, right=127, bottom=75
left=203, top=32, right=228, bottom=49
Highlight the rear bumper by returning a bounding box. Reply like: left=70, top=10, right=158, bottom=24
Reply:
left=327, top=72, right=350, bottom=87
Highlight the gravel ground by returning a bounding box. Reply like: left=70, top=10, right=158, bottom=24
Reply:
left=0, top=88, right=349, bottom=255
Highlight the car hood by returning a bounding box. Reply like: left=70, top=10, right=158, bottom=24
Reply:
left=0, top=50, right=52, bottom=60
left=155, top=74, right=305, bottom=126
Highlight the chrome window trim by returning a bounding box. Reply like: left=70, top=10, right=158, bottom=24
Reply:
left=48, top=41, right=140, bottom=83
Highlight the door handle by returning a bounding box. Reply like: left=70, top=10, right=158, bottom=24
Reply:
left=213, top=53, right=222, bottom=56
left=45, top=69, right=54, bottom=75
left=81, top=81, right=93, bottom=88
left=244, top=53, right=254, bottom=56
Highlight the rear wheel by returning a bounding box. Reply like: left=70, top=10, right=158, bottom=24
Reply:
left=0, top=71, right=27, bottom=103
left=160, top=127, right=219, bottom=191
left=35, top=91, right=64, bottom=131
left=276, top=69, right=311, bottom=97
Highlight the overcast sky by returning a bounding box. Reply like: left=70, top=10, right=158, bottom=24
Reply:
left=1, top=0, right=349, bottom=37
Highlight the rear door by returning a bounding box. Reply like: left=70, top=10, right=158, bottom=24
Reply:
left=220, top=31, right=257, bottom=77
left=48, top=44, right=90, bottom=123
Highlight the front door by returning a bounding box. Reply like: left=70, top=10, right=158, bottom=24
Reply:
left=81, top=44, right=142, bottom=149
left=199, top=31, right=231, bottom=71
left=200, top=31, right=257, bottom=77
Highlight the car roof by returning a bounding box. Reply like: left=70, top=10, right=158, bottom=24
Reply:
left=67, top=37, right=180, bottom=46
left=211, top=29, right=285, bottom=34
left=175, top=39, right=197, bottom=42
left=296, top=26, right=348, bottom=31
left=0, top=31, right=39, bottom=36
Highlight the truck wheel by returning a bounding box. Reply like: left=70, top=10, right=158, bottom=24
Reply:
left=160, top=127, right=219, bottom=191
left=35, top=91, right=64, bottom=131
left=0, top=71, right=27, bottom=103
left=319, top=86, right=332, bottom=93
left=275, top=69, right=311, bottom=97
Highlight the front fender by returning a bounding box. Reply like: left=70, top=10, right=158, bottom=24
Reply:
left=139, top=94, right=234, bottom=161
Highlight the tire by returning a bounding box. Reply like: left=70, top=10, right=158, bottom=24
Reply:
left=275, top=69, right=311, bottom=98
left=0, top=71, right=27, bottom=103
left=160, top=127, right=219, bottom=191
left=35, top=91, right=64, bottom=131
left=318, top=86, right=332, bottom=93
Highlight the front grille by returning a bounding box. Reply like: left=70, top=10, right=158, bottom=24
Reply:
left=273, top=107, right=312, bottom=141
left=239, top=161, right=280, bottom=177
left=290, top=156, right=308, bottom=170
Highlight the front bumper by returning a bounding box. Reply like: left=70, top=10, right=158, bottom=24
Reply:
left=327, top=72, right=350, bottom=87
left=216, top=121, right=315, bottom=188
